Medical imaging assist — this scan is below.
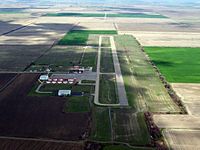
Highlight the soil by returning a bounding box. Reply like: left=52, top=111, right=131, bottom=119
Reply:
left=0, top=73, right=90, bottom=141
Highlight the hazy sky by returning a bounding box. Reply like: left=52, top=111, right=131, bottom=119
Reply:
left=1, top=0, right=200, bottom=6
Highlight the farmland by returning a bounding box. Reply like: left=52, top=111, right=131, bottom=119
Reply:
left=28, top=46, right=98, bottom=72
left=0, top=45, right=50, bottom=71
left=45, top=13, right=167, bottom=18
left=0, top=73, right=17, bottom=90
left=0, top=138, right=85, bottom=150
left=58, top=30, right=117, bottom=46
left=144, top=47, right=200, bottom=83
left=163, top=129, right=200, bottom=150
left=112, top=109, right=150, bottom=145
left=114, top=35, right=180, bottom=113
left=90, top=107, right=111, bottom=141
left=0, top=74, right=90, bottom=140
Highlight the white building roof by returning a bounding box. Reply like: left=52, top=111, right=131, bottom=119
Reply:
left=58, top=90, right=71, bottom=96
left=39, top=75, right=49, bottom=81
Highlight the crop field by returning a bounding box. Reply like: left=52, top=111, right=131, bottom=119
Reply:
left=144, top=47, right=200, bottom=83
left=172, top=83, right=200, bottom=115
left=163, top=129, right=200, bottom=150
left=100, top=48, right=114, bottom=73
left=114, top=35, right=180, bottom=113
left=123, top=31, right=200, bottom=47
left=153, top=115, right=200, bottom=129
left=99, top=74, right=118, bottom=104
left=0, top=45, right=50, bottom=71
left=0, top=73, right=17, bottom=90
left=0, top=138, right=84, bottom=150
left=90, top=107, right=111, bottom=141
left=58, top=30, right=117, bottom=46
left=112, top=109, right=150, bottom=145
left=0, top=74, right=90, bottom=140
left=45, top=13, right=167, bottom=18
left=28, top=46, right=97, bottom=72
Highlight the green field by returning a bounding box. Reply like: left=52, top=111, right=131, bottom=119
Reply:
left=100, top=48, right=114, bottom=73
left=40, top=84, right=94, bottom=94
left=90, top=107, right=111, bottom=141
left=28, top=46, right=97, bottom=72
left=114, top=35, right=180, bottom=113
left=58, top=30, right=117, bottom=46
left=99, top=74, right=118, bottom=104
left=101, top=37, right=111, bottom=47
left=112, top=109, right=150, bottom=145
left=45, top=12, right=167, bottom=18
left=144, top=47, right=200, bottom=83
left=63, top=96, right=90, bottom=112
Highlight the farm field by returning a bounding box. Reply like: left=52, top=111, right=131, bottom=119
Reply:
left=0, top=45, right=50, bottom=71
left=144, top=47, right=200, bottom=83
left=121, top=31, right=200, bottom=47
left=112, top=109, right=150, bottom=145
left=0, top=74, right=90, bottom=140
left=114, top=35, right=180, bottom=113
left=28, top=46, right=98, bottom=72
left=153, top=115, right=200, bottom=129
left=102, top=145, right=154, bottom=150
left=90, top=107, right=111, bottom=141
left=99, top=74, right=118, bottom=104
left=172, top=83, right=200, bottom=115
left=0, top=138, right=84, bottom=150
left=58, top=30, right=117, bottom=46
left=163, top=129, right=200, bottom=150
left=0, top=73, right=17, bottom=90
left=44, top=12, right=167, bottom=18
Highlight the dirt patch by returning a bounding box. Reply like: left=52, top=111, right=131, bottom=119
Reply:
left=0, top=138, right=84, bottom=150
left=153, top=115, right=200, bottom=129
left=172, top=83, right=200, bottom=115
left=0, top=73, right=17, bottom=90
left=0, top=73, right=90, bottom=140
left=163, top=129, right=200, bottom=150
left=120, top=31, right=200, bottom=47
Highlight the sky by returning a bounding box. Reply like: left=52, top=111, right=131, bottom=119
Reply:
left=1, top=0, right=200, bottom=6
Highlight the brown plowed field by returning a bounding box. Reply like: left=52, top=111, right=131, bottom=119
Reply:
left=0, top=73, right=90, bottom=141
left=0, top=138, right=84, bottom=150
left=0, top=73, right=17, bottom=90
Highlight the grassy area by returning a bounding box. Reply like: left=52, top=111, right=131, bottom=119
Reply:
left=99, top=74, right=118, bottom=104
left=45, top=12, right=167, bottom=18
left=81, top=80, right=96, bottom=84
left=103, top=145, right=155, bottom=150
left=64, top=96, right=90, bottom=112
left=30, top=46, right=97, bottom=72
left=112, top=108, right=150, bottom=145
left=100, top=48, right=114, bottom=73
left=40, top=84, right=94, bottom=94
left=114, top=35, right=180, bottom=113
left=144, top=47, right=200, bottom=83
left=101, top=37, right=111, bottom=47
left=90, top=107, right=111, bottom=141
left=58, top=30, right=117, bottom=46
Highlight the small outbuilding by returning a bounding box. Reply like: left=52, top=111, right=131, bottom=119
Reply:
left=58, top=90, right=71, bottom=97
left=39, top=75, right=49, bottom=81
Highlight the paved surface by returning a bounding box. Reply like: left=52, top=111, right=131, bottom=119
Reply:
left=51, top=72, right=96, bottom=81
left=110, top=36, right=129, bottom=106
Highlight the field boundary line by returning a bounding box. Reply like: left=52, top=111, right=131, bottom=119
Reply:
left=0, top=74, right=19, bottom=93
